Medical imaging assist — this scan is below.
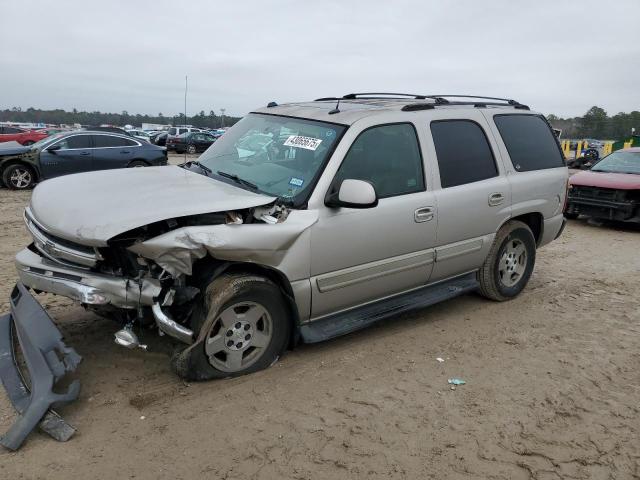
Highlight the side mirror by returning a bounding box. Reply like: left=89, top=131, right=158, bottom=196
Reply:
left=47, top=144, right=62, bottom=153
left=325, top=179, right=378, bottom=209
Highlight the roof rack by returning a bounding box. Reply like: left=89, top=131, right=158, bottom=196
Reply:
left=313, top=93, right=529, bottom=111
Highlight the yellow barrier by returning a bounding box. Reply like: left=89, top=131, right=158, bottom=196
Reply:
left=576, top=140, right=583, bottom=158
left=623, top=141, right=632, bottom=149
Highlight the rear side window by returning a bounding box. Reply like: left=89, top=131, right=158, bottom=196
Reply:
left=93, top=135, right=137, bottom=148
left=168, top=128, right=176, bottom=135
left=494, top=115, right=564, bottom=171
left=430, top=120, right=498, bottom=188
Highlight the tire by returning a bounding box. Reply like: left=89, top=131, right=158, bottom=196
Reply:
left=128, top=160, right=149, bottom=168
left=186, top=144, right=197, bottom=154
left=171, top=273, right=291, bottom=381
left=2, top=163, right=35, bottom=190
left=477, top=220, right=536, bottom=301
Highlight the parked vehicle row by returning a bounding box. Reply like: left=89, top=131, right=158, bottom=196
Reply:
left=0, top=131, right=167, bottom=189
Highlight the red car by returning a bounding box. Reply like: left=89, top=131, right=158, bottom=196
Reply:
left=0, top=126, right=49, bottom=146
left=565, top=147, right=640, bottom=223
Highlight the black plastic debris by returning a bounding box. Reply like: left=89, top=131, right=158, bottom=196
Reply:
left=0, top=283, right=81, bottom=450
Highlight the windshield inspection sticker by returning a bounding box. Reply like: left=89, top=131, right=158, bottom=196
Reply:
left=289, top=177, right=304, bottom=187
left=284, top=135, right=322, bottom=151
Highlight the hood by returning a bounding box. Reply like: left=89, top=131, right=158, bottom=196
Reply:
left=29, top=166, right=276, bottom=246
left=0, top=145, right=30, bottom=156
left=569, top=170, right=640, bottom=190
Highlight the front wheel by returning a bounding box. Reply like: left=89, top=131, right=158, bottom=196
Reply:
left=186, top=144, right=197, bottom=154
left=171, top=274, right=291, bottom=380
left=478, top=220, right=536, bottom=301
left=2, top=163, right=35, bottom=189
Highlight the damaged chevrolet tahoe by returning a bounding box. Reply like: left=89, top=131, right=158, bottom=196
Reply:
left=2, top=93, right=568, bottom=447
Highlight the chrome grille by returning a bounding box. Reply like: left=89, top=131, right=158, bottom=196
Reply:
left=24, top=210, right=102, bottom=269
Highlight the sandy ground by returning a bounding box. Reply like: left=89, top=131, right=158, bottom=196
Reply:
left=0, top=175, right=639, bottom=479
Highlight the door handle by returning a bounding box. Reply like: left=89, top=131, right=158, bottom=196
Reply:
left=414, top=206, right=434, bottom=222
left=488, top=192, right=505, bottom=206
left=80, top=151, right=90, bottom=156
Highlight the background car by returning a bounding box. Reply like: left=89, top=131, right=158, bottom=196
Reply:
left=126, top=129, right=151, bottom=142
left=0, top=131, right=167, bottom=189
left=150, top=131, right=167, bottom=146
left=171, top=131, right=217, bottom=153
left=166, top=126, right=203, bottom=150
left=565, top=148, right=640, bottom=223
left=0, top=126, right=48, bottom=145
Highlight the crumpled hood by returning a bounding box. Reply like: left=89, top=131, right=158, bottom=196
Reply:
left=29, top=166, right=276, bottom=246
left=570, top=170, right=640, bottom=190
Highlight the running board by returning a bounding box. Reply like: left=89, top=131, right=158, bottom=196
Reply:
left=299, top=273, right=478, bottom=343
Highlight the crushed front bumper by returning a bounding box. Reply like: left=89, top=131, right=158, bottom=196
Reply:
left=16, top=247, right=162, bottom=308
left=0, top=283, right=81, bottom=450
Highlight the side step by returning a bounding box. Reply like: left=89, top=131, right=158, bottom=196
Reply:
left=300, top=273, right=478, bottom=343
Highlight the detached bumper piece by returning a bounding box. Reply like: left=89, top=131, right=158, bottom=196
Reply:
left=0, top=283, right=82, bottom=451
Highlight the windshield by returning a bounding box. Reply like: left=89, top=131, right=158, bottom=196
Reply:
left=30, top=133, right=67, bottom=150
left=198, top=113, right=346, bottom=203
left=591, top=150, right=640, bottom=175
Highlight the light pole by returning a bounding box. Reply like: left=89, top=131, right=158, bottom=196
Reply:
left=220, top=108, right=225, bottom=129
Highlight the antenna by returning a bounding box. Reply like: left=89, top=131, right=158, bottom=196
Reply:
left=184, top=75, right=188, bottom=163
left=328, top=99, right=340, bottom=115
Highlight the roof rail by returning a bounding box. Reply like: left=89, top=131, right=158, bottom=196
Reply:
left=341, top=92, right=429, bottom=100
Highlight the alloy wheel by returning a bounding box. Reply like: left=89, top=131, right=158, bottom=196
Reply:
left=9, top=168, right=32, bottom=188
left=498, top=238, right=527, bottom=287
left=205, top=302, right=273, bottom=373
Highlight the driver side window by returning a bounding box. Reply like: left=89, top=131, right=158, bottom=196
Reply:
left=335, top=123, right=425, bottom=198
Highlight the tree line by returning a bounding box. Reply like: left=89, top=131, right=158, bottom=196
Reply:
left=0, top=107, right=242, bottom=129
left=547, top=107, right=639, bottom=140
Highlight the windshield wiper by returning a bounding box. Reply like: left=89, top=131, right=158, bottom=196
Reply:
left=216, top=170, right=258, bottom=190
left=191, top=161, right=212, bottom=174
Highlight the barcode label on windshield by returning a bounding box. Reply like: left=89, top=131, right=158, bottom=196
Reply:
left=283, top=135, right=322, bottom=151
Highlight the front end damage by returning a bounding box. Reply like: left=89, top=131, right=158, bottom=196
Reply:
left=2, top=198, right=313, bottom=448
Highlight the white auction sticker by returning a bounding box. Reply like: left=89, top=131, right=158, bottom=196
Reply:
left=283, top=135, right=322, bottom=151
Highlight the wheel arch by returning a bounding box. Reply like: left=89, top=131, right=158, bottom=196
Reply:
left=190, top=256, right=301, bottom=347
left=501, top=212, right=544, bottom=247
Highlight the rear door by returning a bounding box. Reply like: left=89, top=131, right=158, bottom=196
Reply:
left=423, top=112, right=511, bottom=282
left=91, top=134, right=141, bottom=169
left=39, top=133, right=94, bottom=178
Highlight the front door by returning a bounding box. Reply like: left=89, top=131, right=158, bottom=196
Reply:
left=310, top=123, right=438, bottom=318
left=39, top=133, right=93, bottom=178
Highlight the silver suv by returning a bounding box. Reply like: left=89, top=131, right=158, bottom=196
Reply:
left=11, top=93, right=568, bottom=381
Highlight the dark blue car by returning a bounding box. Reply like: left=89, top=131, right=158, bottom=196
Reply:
left=0, top=131, right=168, bottom=189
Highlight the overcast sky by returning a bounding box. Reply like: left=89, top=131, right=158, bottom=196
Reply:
left=1, top=0, right=638, bottom=118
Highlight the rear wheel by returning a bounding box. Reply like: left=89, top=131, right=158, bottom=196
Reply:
left=478, top=220, right=536, bottom=301
left=2, top=163, right=35, bottom=189
left=186, top=144, right=197, bottom=154
left=171, top=274, right=291, bottom=380
left=128, top=160, right=149, bottom=168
